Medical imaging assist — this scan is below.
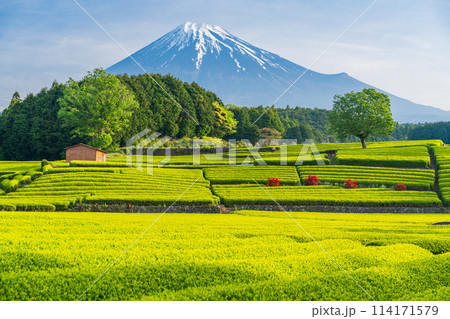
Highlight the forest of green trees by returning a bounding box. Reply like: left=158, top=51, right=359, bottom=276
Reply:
left=0, top=71, right=448, bottom=161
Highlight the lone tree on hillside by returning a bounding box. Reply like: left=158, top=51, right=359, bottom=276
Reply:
left=211, top=102, right=237, bottom=137
left=9, top=91, right=21, bottom=107
left=328, top=88, right=394, bottom=148
left=57, top=68, right=138, bottom=149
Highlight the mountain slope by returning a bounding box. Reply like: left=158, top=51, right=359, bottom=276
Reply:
left=107, top=22, right=450, bottom=123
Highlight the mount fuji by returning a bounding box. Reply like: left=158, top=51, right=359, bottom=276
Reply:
left=107, top=22, right=450, bottom=123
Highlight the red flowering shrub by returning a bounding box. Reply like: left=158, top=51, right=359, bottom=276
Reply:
left=304, top=174, right=319, bottom=186
left=394, top=183, right=407, bottom=191
left=268, top=178, right=280, bottom=187
left=344, top=179, right=358, bottom=189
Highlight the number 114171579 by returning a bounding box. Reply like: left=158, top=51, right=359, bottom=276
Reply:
left=372, top=305, right=438, bottom=316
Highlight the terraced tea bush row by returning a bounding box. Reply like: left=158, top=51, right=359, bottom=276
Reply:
left=252, top=143, right=329, bottom=166
left=0, top=168, right=40, bottom=193
left=47, top=167, right=123, bottom=174
left=1, top=169, right=41, bottom=181
left=438, top=169, right=450, bottom=206
left=0, top=196, right=83, bottom=211
left=69, top=160, right=128, bottom=167
left=430, top=145, right=450, bottom=169
left=18, top=184, right=211, bottom=194
left=225, top=146, right=279, bottom=157
left=0, top=161, right=41, bottom=174
left=298, top=165, right=434, bottom=190
left=259, top=142, right=439, bottom=166
left=84, top=191, right=218, bottom=206
left=0, top=164, right=49, bottom=209
left=109, top=152, right=329, bottom=166
left=314, top=140, right=442, bottom=153
left=108, top=154, right=251, bottom=166
left=37, top=168, right=209, bottom=185
left=203, top=166, right=300, bottom=184
left=27, top=171, right=43, bottom=180
left=42, top=165, right=52, bottom=173
left=260, top=154, right=330, bottom=165
left=335, top=146, right=431, bottom=168
left=264, top=140, right=443, bottom=158
left=212, top=185, right=442, bottom=207
left=0, top=211, right=448, bottom=300
left=0, top=179, right=19, bottom=193
left=430, top=146, right=450, bottom=205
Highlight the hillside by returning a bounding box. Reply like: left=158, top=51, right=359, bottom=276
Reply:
left=0, top=75, right=226, bottom=161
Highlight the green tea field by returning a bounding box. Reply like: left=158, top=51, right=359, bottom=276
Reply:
left=0, top=210, right=448, bottom=301
left=1, top=140, right=449, bottom=211
left=1, top=140, right=450, bottom=302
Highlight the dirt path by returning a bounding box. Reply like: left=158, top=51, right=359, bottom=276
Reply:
left=428, top=148, right=439, bottom=194
left=327, top=151, right=337, bottom=164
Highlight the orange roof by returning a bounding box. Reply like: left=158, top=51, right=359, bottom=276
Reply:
left=64, top=143, right=106, bottom=153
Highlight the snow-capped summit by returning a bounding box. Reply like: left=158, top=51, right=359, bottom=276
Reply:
left=107, top=22, right=450, bottom=123
left=182, top=21, right=229, bottom=38
left=152, top=22, right=232, bottom=69
left=170, top=22, right=284, bottom=71
left=110, top=21, right=291, bottom=74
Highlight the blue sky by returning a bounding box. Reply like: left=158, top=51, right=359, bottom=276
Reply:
left=0, top=0, right=449, bottom=110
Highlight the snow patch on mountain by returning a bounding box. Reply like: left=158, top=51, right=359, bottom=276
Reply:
left=153, top=22, right=287, bottom=71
